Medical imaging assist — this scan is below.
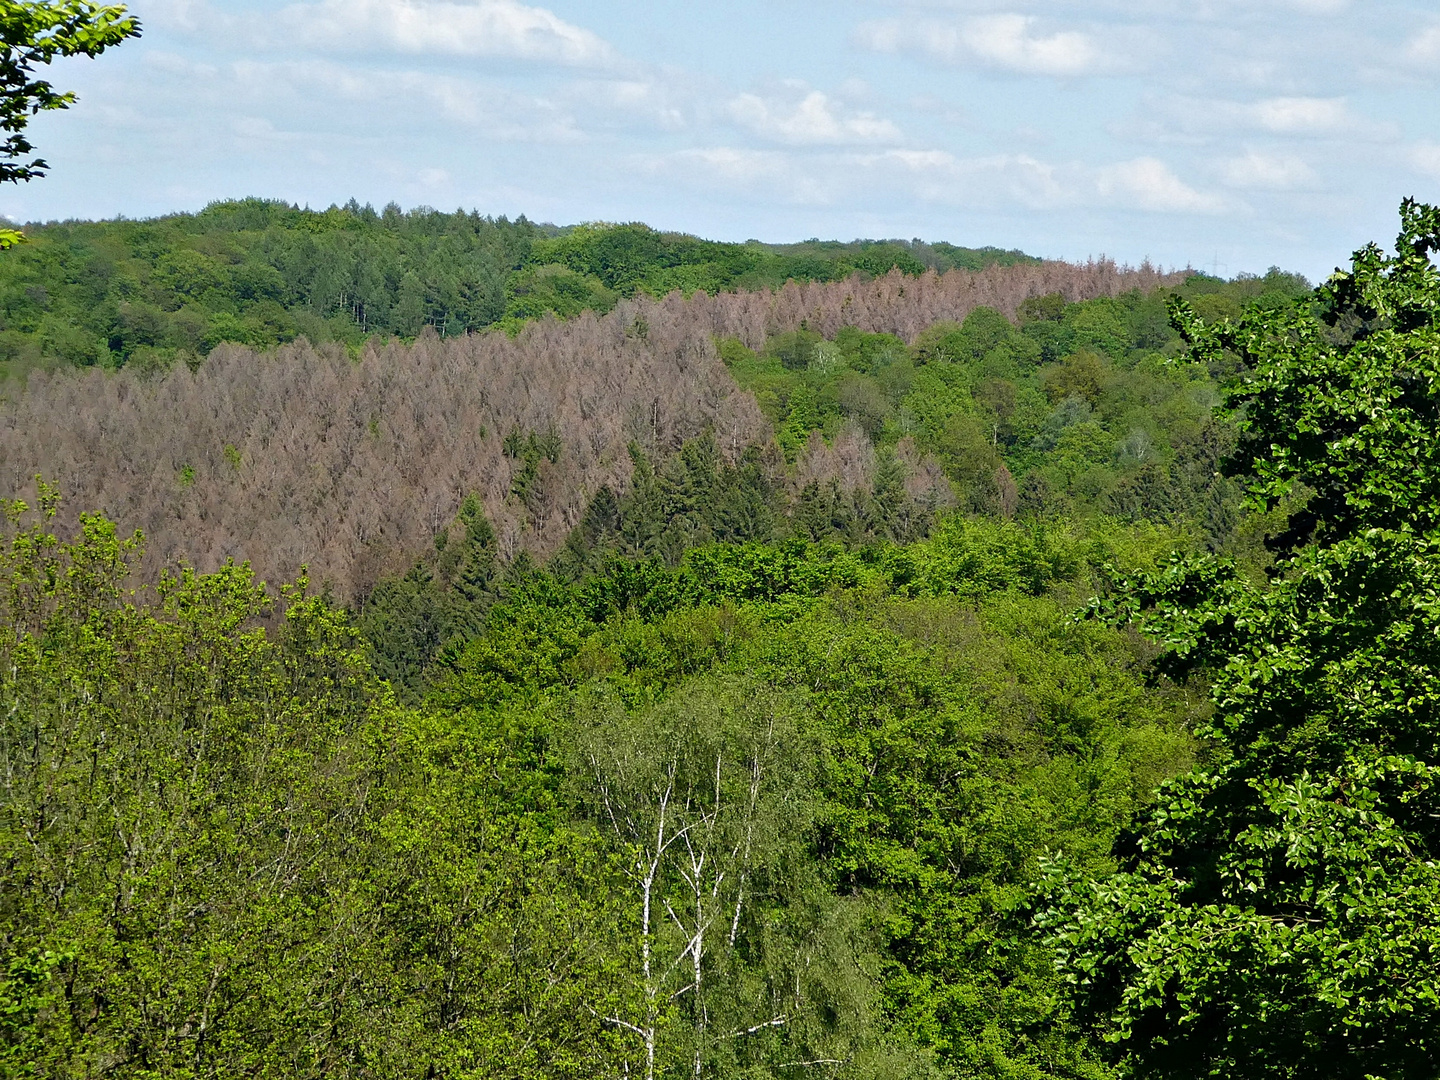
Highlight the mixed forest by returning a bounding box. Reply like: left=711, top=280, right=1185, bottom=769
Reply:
left=7, top=189, right=1440, bottom=1080
left=0, top=198, right=1036, bottom=375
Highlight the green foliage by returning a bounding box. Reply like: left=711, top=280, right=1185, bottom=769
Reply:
left=1177, top=198, right=1440, bottom=556
left=571, top=676, right=895, bottom=1079
left=416, top=510, right=1196, bottom=1079
left=0, top=457, right=1207, bottom=1080
left=0, top=485, right=628, bottom=1077
left=527, top=225, right=1027, bottom=300
left=504, top=262, right=618, bottom=320
left=0, top=207, right=1041, bottom=372
left=0, top=1, right=138, bottom=252
left=770, top=237, right=1037, bottom=276
left=0, top=199, right=534, bottom=370
left=0, top=203, right=1348, bottom=1079
left=551, top=437, right=784, bottom=574
left=784, top=592, right=1194, bottom=1077
left=766, top=327, right=823, bottom=371
left=1040, top=199, right=1440, bottom=1080
left=503, top=427, right=563, bottom=504
left=0, top=948, right=67, bottom=1079
left=716, top=279, right=1302, bottom=532
left=358, top=492, right=498, bottom=697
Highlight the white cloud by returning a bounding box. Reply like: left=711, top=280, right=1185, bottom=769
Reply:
left=1276, top=0, right=1348, bottom=13
left=1219, top=151, right=1318, bottom=190
left=961, top=15, right=1103, bottom=76
left=144, top=0, right=211, bottom=33
left=223, top=57, right=583, bottom=141
left=877, top=148, right=1071, bottom=208
left=645, top=147, right=833, bottom=204
left=233, top=116, right=294, bottom=144
left=1128, top=94, right=1385, bottom=143
left=275, top=0, right=616, bottom=66
left=1408, top=26, right=1440, bottom=65
left=673, top=147, right=787, bottom=184
left=569, top=79, right=687, bottom=131
left=857, top=14, right=1110, bottom=77
left=727, top=90, right=901, bottom=145
left=884, top=149, right=960, bottom=172
left=1095, top=158, right=1228, bottom=213
left=1248, top=96, right=1352, bottom=134
left=1411, top=143, right=1440, bottom=180
left=865, top=147, right=1225, bottom=215
left=16, top=0, right=1412, bottom=278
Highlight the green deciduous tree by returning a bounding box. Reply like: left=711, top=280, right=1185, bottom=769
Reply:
left=0, top=484, right=630, bottom=1077
left=1040, top=198, right=1440, bottom=1080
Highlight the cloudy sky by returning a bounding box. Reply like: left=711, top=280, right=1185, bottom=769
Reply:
left=6, top=0, right=1439, bottom=278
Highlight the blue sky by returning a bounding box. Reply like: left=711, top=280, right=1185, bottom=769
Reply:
left=6, top=0, right=1440, bottom=279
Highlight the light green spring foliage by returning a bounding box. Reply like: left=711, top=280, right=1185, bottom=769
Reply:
left=1039, top=199, right=1440, bottom=1080
left=520, top=225, right=1032, bottom=300
left=0, top=484, right=623, bottom=1078
left=425, top=515, right=1199, bottom=1079
left=0, top=1, right=140, bottom=182
left=1, top=480, right=1197, bottom=1079
left=0, top=0, right=140, bottom=248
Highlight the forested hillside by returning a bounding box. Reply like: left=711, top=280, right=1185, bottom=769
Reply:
left=1, top=491, right=1198, bottom=1080
left=18, top=188, right=1430, bottom=1080
left=0, top=250, right=1249, bottom=603
left=0, top=198, right=1035, bottom=374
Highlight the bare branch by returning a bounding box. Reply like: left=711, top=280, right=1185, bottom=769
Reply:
left=586, top=1005, right=648, bottom=1040
left=722, top=1014, right=789, bottom=1038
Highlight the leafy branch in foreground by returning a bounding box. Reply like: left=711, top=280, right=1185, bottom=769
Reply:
left=1040, top=198, right=1440, bottom=1080
left=0, top=1, right=140, bottom=247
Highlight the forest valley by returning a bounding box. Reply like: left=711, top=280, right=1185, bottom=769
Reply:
left=5, top=198, right=1440, bottom=1080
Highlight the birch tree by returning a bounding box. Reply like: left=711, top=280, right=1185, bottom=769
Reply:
left=574, top=675, right=847, bottom=1080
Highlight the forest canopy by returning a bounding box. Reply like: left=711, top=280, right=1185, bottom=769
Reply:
left=13, top=189, right=1434, bottom=1080
left=0, top=243, right=1305, bottom=606
left=0, top=481, right=1200, bottom=1080
left=4, top=0, right=1434, bottom=1070
left=0, top=198, right=1038, bottom=373
left=1040, top=197, right=1440, bottom=1080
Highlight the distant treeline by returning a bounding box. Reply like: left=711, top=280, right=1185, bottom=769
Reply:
left=0, top=197, right=1036, bottom=373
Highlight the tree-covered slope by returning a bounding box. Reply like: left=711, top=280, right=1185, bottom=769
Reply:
left=0, top=254, right=1245, bottom=602
left=715, top=266, right=1309, bottom=536
left=1041, top=197, right=1440, bottom=1080
left=0, top=491, right=1195, bottom=1080
left=0, top=198, right=1038, bottom=374
left=8, top=198, right=1437, bottom=1080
